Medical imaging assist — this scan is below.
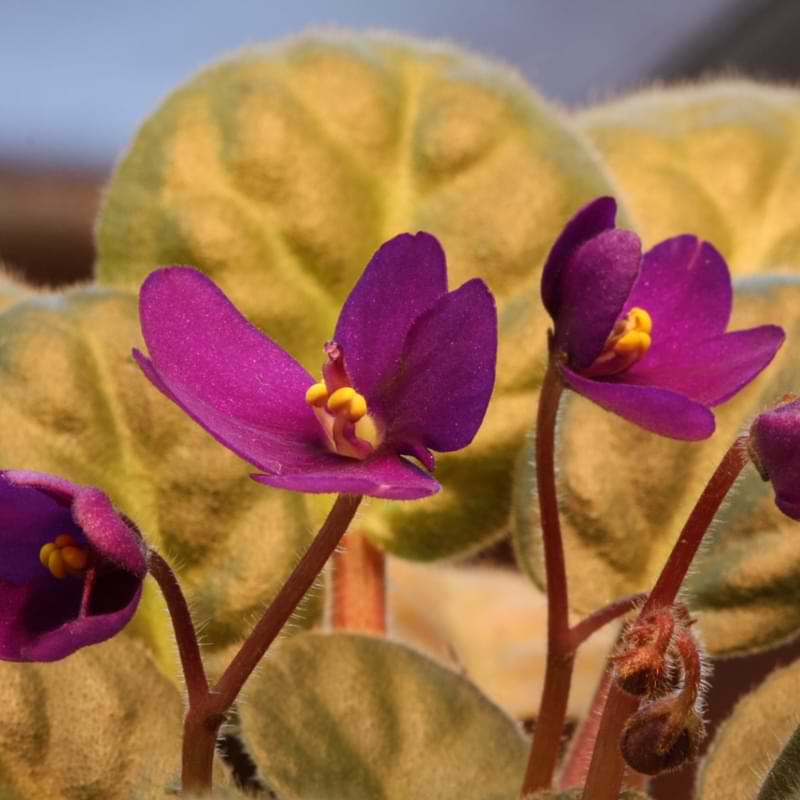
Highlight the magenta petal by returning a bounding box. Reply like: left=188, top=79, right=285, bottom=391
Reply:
left=624, top=237, right=732, bottom=355
left=138, top=267, right=326, bottom=471
left=555, top=229, right=643, bottom=370
left=541, top=196, right=617, bottom=319
left=624, top=326, right=785, bottom=406
left=379, top=279, right=497, bottom=453
left=253, top=452, right=440, bottom=500
left=752, top=399, right=800, bottom=521
left=562, top=366, right=716, bottom=441
left=334, top=233, right=448, bottom=398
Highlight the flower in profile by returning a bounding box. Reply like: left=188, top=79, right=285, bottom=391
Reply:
left=750, top=395, right=800, bottom=520
left=541, top=197, right=785, bottom=440
left=0, top=470, right=147, bottom=662
left=134, top=233, right=497, bottom=500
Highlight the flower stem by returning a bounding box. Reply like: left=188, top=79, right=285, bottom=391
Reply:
left=569, top=593, right=645, bottom=650
left=520, top=358, right=572, bottom=795
left=331, top=530, right=387, bottom=633
left=147, top=550, right=208, bottom=706
left=151, top=494, right=362, bottom=795
left=580, top=436, right=750, bottom=800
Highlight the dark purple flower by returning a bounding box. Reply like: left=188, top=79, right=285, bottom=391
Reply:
left=133, top=233, right=497, bottom=500
left=750, top=396, right=800, bottom=520
left=0, top=470, right=147, bottom=662
left=542, top=197, right=785, bottom=440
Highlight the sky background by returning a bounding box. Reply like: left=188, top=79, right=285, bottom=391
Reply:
left=0, top=0, right=750, bottom=168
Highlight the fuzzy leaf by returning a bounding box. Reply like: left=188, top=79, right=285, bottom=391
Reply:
left=0, top=266, right=34, bottom=311
left=0, top=287, right=317, bottom=673
left=0, top=638, right=182, bottom=799
left=698, top=656, right=800, bottom=800
left=96, top=30, right=620, bottom=560
left=524, top=792, right=650, bottom=800
left=580, top=80, right=800, bottom=275
left=756, top=725, right=800, bottom=800
left=513, top=275, right=800, bottom=656
left=239, top=631, right=528, bottom=799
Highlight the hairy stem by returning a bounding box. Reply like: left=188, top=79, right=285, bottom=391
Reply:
left=569, top=593, right=645, bottom=650
left=331, top=530, right=387, bottom=633
left=153, top=494, right=362, bottom=794
left=147, top=550, right=208, bottom=706
left=581, top=436, right=750, bottom=800
left=520, top=358, right=572, bottom=795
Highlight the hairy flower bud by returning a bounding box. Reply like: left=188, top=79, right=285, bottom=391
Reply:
left=621, top=698, right=705, bottom=775
left=613, top=607, right=679, bottom=698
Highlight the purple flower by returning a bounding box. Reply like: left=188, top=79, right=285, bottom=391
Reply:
left=750, top=396, right=800, bottom=520
left=133, top=233, right=497, bottom=500
left=542, top=197, right=785, bottom=440
left=0, top=470, right=147, bottom=662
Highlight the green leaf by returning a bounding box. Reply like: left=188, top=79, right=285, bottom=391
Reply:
left=756, top=726, right=800, bottom=800
left=96, top=30, right=621, bottom=560
left=0, top=638, right=183, bottom=799
left=0, top=266, right=34, bottom=311
left=238, top=631, right=528, bottom=800
left=579, top=80, right=800, bottom=276
left=513, top=275, right=800, bottom=656
left=0, top=287, right=318, bottom=674
left=698, top=656, right=800, bottom=800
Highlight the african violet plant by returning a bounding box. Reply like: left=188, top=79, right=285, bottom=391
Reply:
left=5, top=28, right=800, bottom=800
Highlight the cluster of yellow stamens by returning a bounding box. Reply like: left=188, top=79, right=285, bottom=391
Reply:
left=305, top=383, right=368, bottom=423
left=39, top=534, right=90, bottom=579
left=588, top=306, right=653, bottom=376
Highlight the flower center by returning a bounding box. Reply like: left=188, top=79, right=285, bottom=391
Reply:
left=304, top=341, right=381, bottom=460
left=584, top=306, right=652, bottom=377
left=39, top=534, right=90, bottom=579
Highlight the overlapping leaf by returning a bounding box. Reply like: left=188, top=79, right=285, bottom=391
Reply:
left=697, top=656, right=800, bottom=800
left=239, top=631, right=528, bottom=800
left=580, top=80, right=800, bottom=273
left=96, top=30, right=621, bottom=560
left=0, top=287, right=315, bottom=672
left=0, top=639, right=183, bottom=799
left=514, top=276, right=800, bottom=655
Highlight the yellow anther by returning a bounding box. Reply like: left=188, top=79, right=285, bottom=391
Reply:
left=305, top=381, right=329, bottom=407
left=39, top=542, right=56, bottom=568
left=40, top=534, right=90, bottom=578
left=628, top=307, right=652, bottom=335
left=327, top=387, right=357, bottom=414
left=48, top=550, right=66, bottom=579
left=614, top=330, right=652, bottom=356
left=347, top=393, right=367, bottom=422
left=61, top=546, right=89, bottom=571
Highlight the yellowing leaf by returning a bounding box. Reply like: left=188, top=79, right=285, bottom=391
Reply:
left=96, top=30, right=621, bottom=559
left=239, top=631, right=528, bottom=800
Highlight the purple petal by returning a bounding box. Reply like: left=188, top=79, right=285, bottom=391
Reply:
left=252, top=452, right=440, bottom=500
left=137, top=267, right=327, bottom=472
left=377, top=279, right=497, bottom=453
left=623, top=326, right=785, bottom=406
left=562, top=366, right=716, bottom=441
left=555, top=229, right=642, bottom=370
left=541, top=196, right=617, bottom=319
left=624, top=237, right=732, bottom=356
left=334, top=233, right=448, bottom=399
left=752, top=399, right=800, bottom=521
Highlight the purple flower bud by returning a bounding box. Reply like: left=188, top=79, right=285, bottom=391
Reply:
left=0, top=470, right=147, bottom=662
left=750, top=395, right=800, bottom=520
left=542, top=197, right=785, bottom=440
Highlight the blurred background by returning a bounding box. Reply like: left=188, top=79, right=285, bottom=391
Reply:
left=1, top=0, right=796, bottom=286
left=2, top=1, right=799, bottom=796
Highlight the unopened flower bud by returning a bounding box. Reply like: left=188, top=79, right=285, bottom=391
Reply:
left=613, top=608, right=676, bottom=698
left=621, top=698, right=705, bottom=775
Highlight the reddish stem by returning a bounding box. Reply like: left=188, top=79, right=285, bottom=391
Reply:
left=331, top=530, right=387, bottom=633
left=520, top=358, right=572, bottom=795
left=580, top=436, right=750, bottom=800
left=569, top=593, right=645, bottom=650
